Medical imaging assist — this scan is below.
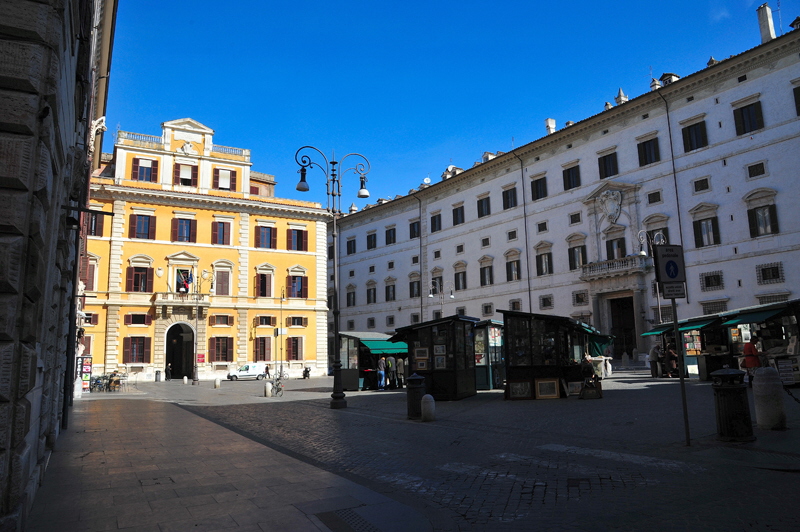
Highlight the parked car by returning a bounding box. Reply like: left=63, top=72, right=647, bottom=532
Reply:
left=227, top=363, right=268, bottom=381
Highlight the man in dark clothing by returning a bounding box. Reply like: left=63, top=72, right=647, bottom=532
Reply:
left=377, top=356, right=386, bottom=390
left=165, top=363, right=172, bottom=381
left=396, top=357, right=405, bottom=388
left=386, top=355, right=397, bottom=389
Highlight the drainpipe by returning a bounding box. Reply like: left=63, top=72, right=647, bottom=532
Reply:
left=656, top=90, right=690, bottom=305
left=414, top=194, right=424, bottom=319
left=512, top=152, right=534, bottom=312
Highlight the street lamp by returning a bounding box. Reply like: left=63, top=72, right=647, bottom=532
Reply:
left=192, top=268, right=215, bottom=385
left=295, top=146, right=370, bottom=409
left=428, top=279, right=455, bottom=318
left=278, top=287, right=285, bottom=379
left=638, top=230, right=666, bottom=324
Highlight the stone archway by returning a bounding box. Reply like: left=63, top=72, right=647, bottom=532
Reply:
left=166, top=323, right=194, bottom=378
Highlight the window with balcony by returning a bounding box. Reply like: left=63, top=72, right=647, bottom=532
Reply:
left=606, top=238, right=626, bottom=260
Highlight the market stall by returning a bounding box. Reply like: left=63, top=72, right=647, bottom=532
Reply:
left=339, top=332, right=408, bottom=390
left=474, top=319, right=503, bottom=390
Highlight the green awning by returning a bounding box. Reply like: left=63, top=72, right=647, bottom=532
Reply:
left=678, top=318, right=719, bottom=332
left=721, top=309, right=783, bottom=327
left=641, top=324, right=673, bottom=336
left=360, top=339, right=408, bottom=354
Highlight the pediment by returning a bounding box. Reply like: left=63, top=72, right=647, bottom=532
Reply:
left=582, top=181, right=638, bottom=204
left=166, top=251, right=201, bottom=262
left=565, top=232, right=587, bottom=243
left=688, top=202, right=719, bottom=215
left=642, top=213, right=669, bottom=226
left=161, top=118, right=215, bottom=135
left=534, top=240, right=553, bottom=251
left=601, top=223, right=625, bottom=236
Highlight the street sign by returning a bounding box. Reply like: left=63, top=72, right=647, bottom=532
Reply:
left=662, top=282, right=686, bottom=299
left=653, top=245, right=686, bottom=284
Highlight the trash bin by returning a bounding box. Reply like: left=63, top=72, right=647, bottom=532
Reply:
left=406, top=373, right=426, bottom=420
left=155, top=370, right=161, bottom=382
left=710, top=369, right=755, bottom=442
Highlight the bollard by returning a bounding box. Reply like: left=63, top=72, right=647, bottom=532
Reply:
left=214, top=378, right=221, bottom=389
left=710, top=369, right=755, bottom=442
left=264, top=382, right=272, bottom=397
left=155, top=370, right=161, bottom=382
left=406, top=373, right=426, bottom=420
left=753, top=367, right=787, bottom=430
left=183, top=376, right=188, bottom=384
left=421, top=394, right=436, bottom=422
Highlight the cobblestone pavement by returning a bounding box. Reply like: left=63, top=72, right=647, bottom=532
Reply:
left=175, top=372, right=800, bottom=531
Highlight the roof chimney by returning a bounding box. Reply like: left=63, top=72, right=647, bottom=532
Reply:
left=757, top=3, right=776, bottom=43
left=615, top=88, right=629, bottom=105
left=791, top=16, right=800, bottom=31
left=604, top=102, right=613, bottom=111
left=650, top=78, right=661, bottom=91
left=660, top=73, right=680, bottom=85
left=545, top=118, right=556, bottom=135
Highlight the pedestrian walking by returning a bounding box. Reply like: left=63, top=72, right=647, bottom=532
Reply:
left=386, top=355, right=397, bottom=389
left=742, top=335, right=762, bottom=387
left=165, top=363, right=172, bottom=381
left=647, top=344, right=661, bottom=379
left=377, top=356, right=386, bottom=391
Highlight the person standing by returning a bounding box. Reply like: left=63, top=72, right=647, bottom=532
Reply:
left=386, top=355, right=397, bottom=389
left=665, top=343, right=678, bottom=377
left=165, top=363, right=172, bottom=381
left=647, top=344, right=661, bottom=379
left=743, top=335, right=762, bottom=388
left=377, top=356, right=386, bottom=391
left=396, top=357, right=405, bottom=388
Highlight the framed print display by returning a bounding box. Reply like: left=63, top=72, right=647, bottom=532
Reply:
left=434, top=355, right=446, bottom=370
left=416, top=360, right=428, bottom=370
left=508, top=380, right=532, bottom=400
left=414, top=348, right=429, bottom=359
left=567, top=381, right=583, bottom=396
left=535, top=378, right=560, bottom=399
left=433, top=345, right=446, bottom=355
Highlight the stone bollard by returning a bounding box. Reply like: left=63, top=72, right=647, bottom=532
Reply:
left=214, top=378, right=221, bottom=389
left=183, top=376, right=188, bottom=384
left=421, top=394, right=436, bottom=422
left=753, top=367, right=787, bottom=430
left=264, top=382, right=272, bottom=397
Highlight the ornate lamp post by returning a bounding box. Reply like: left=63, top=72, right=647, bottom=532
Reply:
left=295, top=146, right=370, bottom=409
left=638, top=230, right=666, bottom=323
left=428, top=279, right=455, bottom=317
left=192, top=269, right=215, bottom=385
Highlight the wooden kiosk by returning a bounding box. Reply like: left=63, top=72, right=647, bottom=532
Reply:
left=338, top=332, right=408, bottom=391
left=474, top=319, right=504, bottom=390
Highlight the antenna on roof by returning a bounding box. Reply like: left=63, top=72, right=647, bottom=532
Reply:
left=511, top=136, right=515, bottom=149
left=777, top=0, right=783, bottom=35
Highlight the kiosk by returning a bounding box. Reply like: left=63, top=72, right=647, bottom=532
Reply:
left=338, top=332, right=408, bottom=390
left=474, top=319, right=503, bottom=390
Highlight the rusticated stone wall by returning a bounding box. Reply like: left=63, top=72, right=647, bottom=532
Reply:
left=0, top=0, right=95, bottom=528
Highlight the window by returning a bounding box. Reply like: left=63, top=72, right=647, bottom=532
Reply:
left=289, top=316, right=307, bottom=327
left=733, top=101, right=764, bottom=135
left=129, top=214, right=156, bottom=240
left=255, top=272, right=272, bottom=297
left=701, top=301, right=728, bottom=315
left=637, top=138, right=660, bottom=166
left=682, top=122, right=708, bottom=152
left=598, top=152, right=618, bottom=179
left=693, top=178, right=710, bottom=193
left=367, top=233, right=377, bottom=249
left=700, top=271, right=724, bottom=291
left=506, top=259, right=521, bottom=281
left=254, top=226, right=276, bottom=249
left=430, top=214, right=442, bottom=233
left=212, top=315, right=232, bottom=326
left=412, top=256, right=419, bottom=264
left=572, top=290, right=589, bottom=306
left=347, top=239, right=357, bottom=255
left=366, top=286, right=376, bottom=304
left=456, top=307, right=466, bottom=316
left=431, top=276, right=443, bottom=294
left=83, top=313, right=99, bottom=325
left=123, top=313, right=151, bottom=326
left=569, top=212, right=581, bottom=225
left=173, top=163, right=198, bottom=187
left=480, top=265, right=493, bottom=286
left=385, top=227, right=396, bottom=245
left=539, top=295, right=553, bottom=310
left=756, top=262, right=783, bottom=284
left=433, top=310, right=442, bottom=320
left=286, top=337, right=304, bottom=360
left=386, top=315, right=395, bottom=326
left=411, top=313, right=420, bottom=324
left=748, top=205, right=778, bottom=237
left=531, top=177, right=548, bottom=200
left=349, top=270, right=355, bottom=277
left=368, top=265, right=375, bottom=273
left=482, top=303, right=494, bottom=316
left=385, top=284, right=396, bottom=302
left=536, top=252, right=552, bottom=276
left=606, top=238, right=626, bottom=260
left=176, top=269, right=191, bottom=292
left=693, top=217, right=720, bottom=248
left=507, top=230, right=517, bottom=241
left=88, top=212, right=105, bottom=236
left=647, top=228, right=669, bottom=245
left=123, top=337, right=151, bottom=364
left=502, top=188, right=517, bottom=209
left=562, top=166, right=581, bottom=191
left=568, top=245, right=587, bottom=271
left=126, top=266, right=153, bottom=292
left=537, top=222, right=547, bottom=233
left=647, top=191, right=662, bottom=205
left=454, top=271, right=467, bottom=291
left=433, top=250, right=441, bottom=259
left=794, top=86, right=800, bottom=116
left=209, top=337, right=233, bottom=362
left=254, top=337, right=271, bottom=361
left=481, top=237, right=490, bottom=247
left=346, top=290, right=356, bottom=307
left=757, top=293, right=790, bottom=305
left=452, top=205, right=465, bottom=225
left=367, top=318, right=375, bottom=329
left=510, top=300, right=522, bottom=311
left=213, top=168, right=237, bottom=191
left=172, top=218, right=196, bottom=243
left=388, top=261, right=394, bottom=269
left=409, top=280, right=421, bottom=298
left=477, top=197, right=491, bottom=218
left=131, top=158, right=159, bottom=182
left=456, top=244, right=464, bottom=254
left=258, top=315, right=276, bottom=326
left=212, top=221, right=231, bottom=245
left=747, top=162, right=766, bottom=179
left=409, top=220, right=420, bottom=239
left=287, top=275, right=308, bottom=298
left=287, top=229, right=308, bottom=251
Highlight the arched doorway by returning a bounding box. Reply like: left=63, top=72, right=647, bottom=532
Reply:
left=166, top=323, right=194, bottom=379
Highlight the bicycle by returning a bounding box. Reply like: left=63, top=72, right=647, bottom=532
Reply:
left=270, top=377, right=284, bottom=397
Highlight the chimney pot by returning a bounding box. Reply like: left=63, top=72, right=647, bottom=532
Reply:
left=757, top=3, right=776, bottom=43
left=545, top=118, right=556, bottom=134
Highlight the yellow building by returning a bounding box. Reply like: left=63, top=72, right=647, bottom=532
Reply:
left=83, top=118, right=329, bottom=380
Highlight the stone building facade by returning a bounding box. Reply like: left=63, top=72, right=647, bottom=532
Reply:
left=0, top=0, right=117, bottom=528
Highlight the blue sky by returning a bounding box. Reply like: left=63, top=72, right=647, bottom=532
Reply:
left=104, top=0, right=798, bottom=207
